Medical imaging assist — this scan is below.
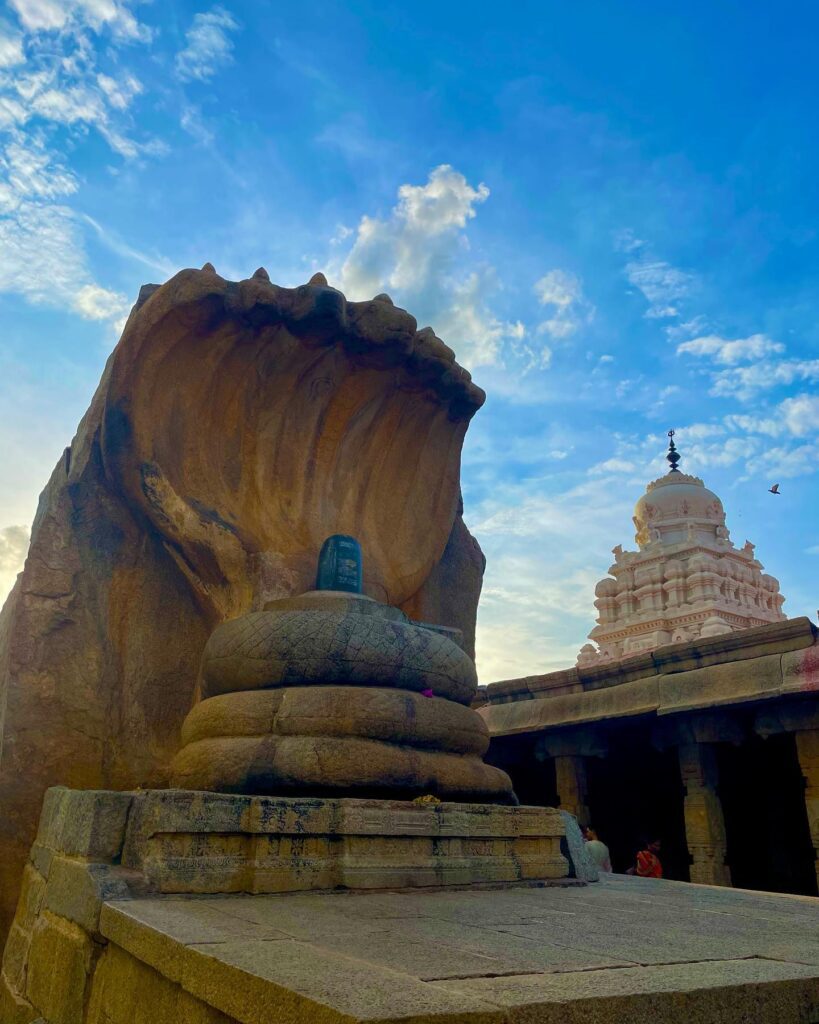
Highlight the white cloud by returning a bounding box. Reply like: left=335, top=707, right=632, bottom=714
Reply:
left=8, top=0, right=150, bottom=41
left=338, top=164, right=489, bottom=296
left=724, top=396, right=819, bottom=439
left=756, top=444, right=815, bottom=480
left=96, top=72, right=141, bottom=111
left=74, top=282, right=129, bottom=320
left=0, top=200, right=130, bottom=322
left=0, top=2, right=159, bottom=327
left=616, top=231, right=694, bottom=319
left=427, top=271, right=509, bottom=367
left=180, top=103, right=214, bottom=144
left=0, top=524, right=29, bottom=606
left=625, top=258, right=693, bottom=318
left=533, top=268, right=593, bottom=340
left=613, top=227, right=644, bottom=254
left=723, top=413, right=782, bottom=438
left=334, top=165, right=521, bottom=368
left=175, top=6, right=239, bottom=83
left=0, top=29, right=24, bottom=67
left=710, top=359, right=819, bottom=400
left=2, top=135, right=77, bottom=200
left=779, top=394, right=819, bottom=437
left=589, top=457, right=637, bottom=475
left=677, top=332, right=785, bottom=365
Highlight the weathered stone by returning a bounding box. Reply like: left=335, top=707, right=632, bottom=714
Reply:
left=559, top=811, right=599, bottom=882
left=26, top=911, right=95, bottom=1024
left=0, top=969, right=39, bottom=1024
left=35, top=788, right=133, bottom=862
left=29, top=845, right=53, bottom=882
left=0, top=268, right=486, bottom=940
left=179, top=690, right=285, bottom=745
left=173, top=580, right=511, bottom=800
left=95, top=881, right=819, bottom=1023
left=116, top=792, right=566, bottom=895
left=679, top=742, right=731, bottom=887
left=44, top=857, right=132, bottom=935
left=3, top=925, right=33, bottom=997
left=555, top=755, right=590, bottom=825
left=172, top=732, right=513, bottom=801
left=1, top=865, right=46, bottom=995
left=200, top=604, right=478, bottom=703
left=658, top=653, right=784, bottom=714
left=181, top=686, right=488, bottom=755
left=87, top=943, right=235, bottom=1024
left=315, top=534, right=362, bottom=593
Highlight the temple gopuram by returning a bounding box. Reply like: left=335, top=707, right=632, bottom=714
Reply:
left=481, top=435, right=819, bottom=896
left=578, top=432, right=786, bottom=664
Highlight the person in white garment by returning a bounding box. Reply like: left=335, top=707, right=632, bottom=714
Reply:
left=582, top=826, right=613, bottom=872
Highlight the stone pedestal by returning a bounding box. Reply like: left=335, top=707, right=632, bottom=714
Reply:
left=170, top=590, right=515, bottom=804
left=554, top=755, right=590, bottom=827
left=795, top=728, right=819, bottom=890
left=0, top=785, right=570, bottom=1024
left=678, top=743, right=731, bottom=886
left=123, top=790, right=569, bottom=893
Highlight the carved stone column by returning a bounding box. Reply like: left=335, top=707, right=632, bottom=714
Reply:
left=678, top=742, right=731, bottom=886
left=794, top=729, right=819, bottom=890
left=554, top=755, right=590, bottom=826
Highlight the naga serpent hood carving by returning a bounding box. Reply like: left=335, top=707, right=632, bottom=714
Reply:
left=0, top=265, right=486, bottom=938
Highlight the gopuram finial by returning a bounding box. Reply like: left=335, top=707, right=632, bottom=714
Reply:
left=666, top=429, right=681, bottom=473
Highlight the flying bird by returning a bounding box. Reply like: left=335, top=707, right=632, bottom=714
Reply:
left=768, top=483, right=781, bottom=495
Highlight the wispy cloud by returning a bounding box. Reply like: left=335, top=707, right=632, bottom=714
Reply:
left=175, top=6, right=240, bottom=83
left=534, top=269, right=594, bottom=340
left=616, top=229, right=694, bottom=319
left=0, top=1, right=160, bottom=326
left=0, top=26, right=24, bottom=67
left=675, top=328, right=819, bottom=402
left=677, top=332, right=784, bottom=365
left=710, top=358, right=819, bottom=400
left=625, top=259, right=693, bottom=318
left=7, top=0, right=150, bottom=41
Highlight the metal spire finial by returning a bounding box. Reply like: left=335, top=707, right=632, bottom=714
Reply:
left=666, top=429, right=681, bottom=473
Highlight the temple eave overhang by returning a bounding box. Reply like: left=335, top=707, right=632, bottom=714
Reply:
left=480, top=617, right=819, bottom=737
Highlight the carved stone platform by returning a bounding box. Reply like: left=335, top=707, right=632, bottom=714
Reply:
left=122, top=789, right=569, bottom=893
left=28, top=787, right=569, bottom=901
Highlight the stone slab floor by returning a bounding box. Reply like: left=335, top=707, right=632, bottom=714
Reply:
left=91, top=874, right=819, bottom=1023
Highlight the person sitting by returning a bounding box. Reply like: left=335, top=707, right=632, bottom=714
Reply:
left=627, top=837, right=663, bottom=878
left=582, top=826, right=612, bottom=872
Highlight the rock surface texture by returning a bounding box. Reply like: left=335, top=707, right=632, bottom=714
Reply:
left=0, top=267, right=487, bottom=941
left=170, top=591, right=514, bottom=802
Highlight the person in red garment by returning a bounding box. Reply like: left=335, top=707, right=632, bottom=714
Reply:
left=627, top=837, right=663, bottom=878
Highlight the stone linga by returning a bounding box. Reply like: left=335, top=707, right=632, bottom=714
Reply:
left=0, top=267, right=487, bottom=940
left=170, top=535, right=514, bottom=802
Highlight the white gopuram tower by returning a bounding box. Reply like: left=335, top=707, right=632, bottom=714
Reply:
left=577, top=431, right=786, bottom=666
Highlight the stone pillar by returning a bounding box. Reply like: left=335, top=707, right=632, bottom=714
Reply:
left=554, top=755, right=590, bottom=826
left=678, top=742, right=731, bottom=886
left=794, top=729, right=819, bottom=890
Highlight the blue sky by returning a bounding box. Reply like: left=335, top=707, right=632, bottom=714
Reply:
left=0, top=0, right=817, bottom=680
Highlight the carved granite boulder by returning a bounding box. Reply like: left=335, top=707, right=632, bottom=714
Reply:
left=170, top=586, right=514, bottom=802
left=0, top=267, right=486, bottom=939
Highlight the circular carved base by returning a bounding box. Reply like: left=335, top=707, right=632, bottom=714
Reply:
left=170, top=730, right=515, bottom=802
